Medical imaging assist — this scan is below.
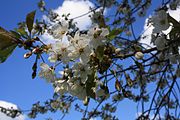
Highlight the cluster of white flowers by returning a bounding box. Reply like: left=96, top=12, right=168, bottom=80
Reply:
left=170, top=0, right=180, bottom=9
left=154, top=35, right=167, bottom=50
left=39, top=20, right=111, bottom=101
left=149, top=10, right=170, bottom=33
left=148, top=10, right=170, bottom=51
left=147, top=7, right=180, bottom=65
left=50, top=20, right=69, bottom=39
left=39, top=63, right=56, bottom=83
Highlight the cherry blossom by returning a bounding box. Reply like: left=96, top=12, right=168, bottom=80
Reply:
left=39, top=63, right=56, bottom=83
left=50, top=20, right=69, bottom=40
left=149, top=10, right=170, bottom=33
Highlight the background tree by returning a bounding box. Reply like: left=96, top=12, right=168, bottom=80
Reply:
left=0, top=0, right=180, bottom=119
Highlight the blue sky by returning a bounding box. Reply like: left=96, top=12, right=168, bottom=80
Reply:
left=0, top=0, right=174, bottom=120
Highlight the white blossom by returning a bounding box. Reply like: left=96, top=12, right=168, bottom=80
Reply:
left=39, top=63, right=56, bottom=83
left=48, top=52, right=58, bottom=63
left=68, top=32, right=92, bottom=62
left=96, top=88, right=110, bottom=99
left=168, top=54, right=180, bottom=64
left=50, top=20, right=69, bottom=39
left=54, top=80, right=70, bottom=95
left=150, top=10, right=170, bottom=33
left=59, top=70, right=68, bottom=77
left=50, top=100, right=60, bottom=109
left=72, top=62, right=91, bottom=84
left=155, top=36, right=166, bottom=50
left=70, top=83, right=87, bottom=100
left=170, top=0, right=180, bottom=10
left=88, top=25, right=109, bottom=49
left=49, top=40, right=71, bottom=63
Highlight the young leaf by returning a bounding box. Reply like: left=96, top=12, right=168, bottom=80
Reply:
left=0, top=27, right=18, bottom=63
left=95, top=45, right=104, bottom=61
left=10, top=30, right=21, bottom=39
left=115, top=79, right=121, bottom=91
left=0, top=27, right=17, bottom=50
left=26, top=10, right=36, bottom=34
left=0, top=44, right=17, bottom=63
left=107, top=28, right=123, bottom=40
left=86, top=72, right=96, bottom=99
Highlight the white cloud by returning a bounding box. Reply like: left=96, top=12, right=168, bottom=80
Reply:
left=54, top=0, right=94, bottom=30
left=40, top=32, right=56, bottom=44
left=140, top=18, right=155, bottom=49
left=0, top=100, right=25, bottom=120
left=41, top=0, right=95, bottom=44
left=168, top=7, right=180, bottom=21
left=140, top=7, right=180, bottom=48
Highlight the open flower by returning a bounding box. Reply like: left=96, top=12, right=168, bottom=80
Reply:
left=168, top=54, right=180, bottom=64
left=150, top=10, right=170, bottom=33
left=88, top=25, right=109, bottom=49
left=96, top=88, right=110, bottom=100
left=68, top=32, right=91, bottom=63
left=39, top=63, right=56, bottom=83
left=54, top=80, right=70, bottom=95
left=72, top=62, right=92, bottom=84
left=50, top=20, right=69, bottom=39
left=70, top=83, right=87, bottom=100
left=48, top=40, right=71, bottom=63
left=155, top=36, right=166, bottom=50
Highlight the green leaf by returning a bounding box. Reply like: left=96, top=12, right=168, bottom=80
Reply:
left=0, top=44, right=17, bottom=63
left=86, top=72, right=96, bottom=99
left=95, top=45, right=104, bottom=61
left=15, top=28, right=28, bottom=38
left=107, top=28, right=123, bottom=40
left=10, top=30, right=21, bottom=39
left=0, top=27, right=17, bottom=50
left=26, top=10, right=36, bottom=34
left=0, top=27, right=18, bottom=63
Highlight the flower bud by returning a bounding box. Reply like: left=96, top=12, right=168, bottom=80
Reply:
left=24, top=52, right=32, bottom=59
left=83, top=96, right=89, bottom=106
left=89, top=52, right=97, bottom=61
left=50, top=100, right=59, bottom=109
left=32, top=47, right=40, bottom=54
left=135, top=52, right=144, bottom=59
left=115, top=48, right=121, bottom=54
